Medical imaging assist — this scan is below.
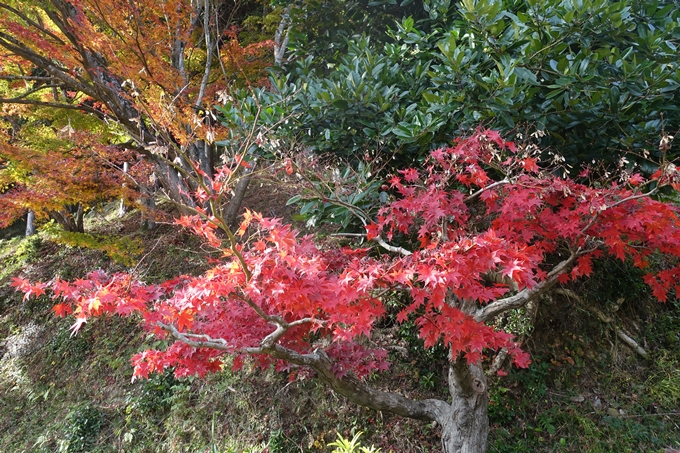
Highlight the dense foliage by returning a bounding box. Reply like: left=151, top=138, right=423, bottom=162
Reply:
left=0, top=0, right=278, bottom=229
left=2, top=1, right=680, bottom=452
left=229, top=0, right=680, bottom=168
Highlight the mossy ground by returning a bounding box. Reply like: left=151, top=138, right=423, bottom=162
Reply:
left=0, top=198, right=678, bottom=453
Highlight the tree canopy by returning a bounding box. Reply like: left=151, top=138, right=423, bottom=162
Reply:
left=0, top=0, right=277, bottom=227
left=234, top=0, right=680, bottom=168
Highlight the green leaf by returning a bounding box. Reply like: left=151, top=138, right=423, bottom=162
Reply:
left=300, top=201, right=318, bottom=215
left=286, top=195, right=302, bottom=206
left=513, top=67, right=539, bottom=85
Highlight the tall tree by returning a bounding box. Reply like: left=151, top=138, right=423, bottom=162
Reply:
left=0, top=0, right=276, bottom=217
left=17, top=130, right=680, bottom=452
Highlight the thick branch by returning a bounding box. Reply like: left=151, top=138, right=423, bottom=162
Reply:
left=223, top=163, right=255, bottom=228
left=0, top=33, right=97, bottom=97
left=159, top=323, right=449, bottom=423
left=375, top=236, right=412, bottom=256
left=0, top=75, right=54, bottom=81
left=474, top=252, right=578, bottom=322
left=0, top=98, right=101, bottom=116
left=265, top=345, right=449, bottom=422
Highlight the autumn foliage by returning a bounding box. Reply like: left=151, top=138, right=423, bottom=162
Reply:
left=14, top=130, right=680, bottom=385
left=0, top=127, right=137, bottom=230
left=0, top=0, right=276, bottom=227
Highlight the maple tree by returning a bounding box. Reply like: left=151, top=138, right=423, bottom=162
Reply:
left=0, top=107, right=137, bottom=232
left=15, top=129, right=680, bottom=452
left=0, top=0, right=279, bottom=227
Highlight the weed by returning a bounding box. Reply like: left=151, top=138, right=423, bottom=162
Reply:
left=328, top=432, right=381, bottom=453
left=134, top=369, right=183, bottom=415
left=42, top=220, right=142, bottom=266
left=648, top=352, right=680, bottom=408
left=62, top=404, right=104, bottom=453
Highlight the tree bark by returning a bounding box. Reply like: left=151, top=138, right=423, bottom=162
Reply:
left=224, top=163, right=255, bottom=228
left=118, top=162, right=129, bottom=218
left=48, top=204, right=84, bottom=233
left=164, top=322, right=493, bottom=453
left=75, top=203, right=84, bottom=233
left=265, top=344, right=490, bottom=453
left=25, top=211, right=35, bottom=236
left=440, top=361, right=489, bottom=453
left=274, top=6, right=292, bottom=66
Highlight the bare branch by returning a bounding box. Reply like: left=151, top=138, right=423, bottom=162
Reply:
left=0, top=97, right=102, bottom=116
left=158, top=322, right=230, bottom=350
left=374, top=236, right=413, bottom=256
left=0, top=75, right=53, bottom=81
left=464, top=178, right=510, bottom=203
left=158, top=321, right=449, bottom=423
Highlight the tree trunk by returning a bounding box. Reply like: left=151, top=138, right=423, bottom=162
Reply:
left=260, top=344, right=491, bottom=453
left=48, top=204, right=84, bottom=233
left=25, top=211, right=35, bottom=236
left=75, top=203, right=84, bottom=233
left=140, top=184, right=156, bottom=231
left=168, top=325, right=493, bottom=453
left=223, top=163, right=255, bottom=228
left=274, top=6, right=292, bottom=66
left=439, top=361, right=489, bottom=453
left=118, top=162, right=129, bottom=218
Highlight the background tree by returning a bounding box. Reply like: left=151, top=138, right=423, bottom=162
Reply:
left=17, top=129, right=680, bottom=452
left=0, top=107, right=133, bottom=232
left=0, top=0, right=280, bottom=219
left=238, top=0, right=680, bottom=169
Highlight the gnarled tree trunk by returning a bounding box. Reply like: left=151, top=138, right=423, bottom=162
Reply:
left=440, top=361, right=489, bottom=453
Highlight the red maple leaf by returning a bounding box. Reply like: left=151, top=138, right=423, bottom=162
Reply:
left=53, top=303, right=73, bottom=317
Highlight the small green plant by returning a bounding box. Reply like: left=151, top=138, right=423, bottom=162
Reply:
left=419, top=372, right=437, bottom=390
left=134, top=368, right=182, bottom=415
left=648, top=358, right=680, bottom=408
left=327, top=432, right=381, bottom=453
left=14, top=234, right=43, bottom=261
left=63, top=404, right=104, bottom=453
left=268, top=429, right=287, bottom=453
